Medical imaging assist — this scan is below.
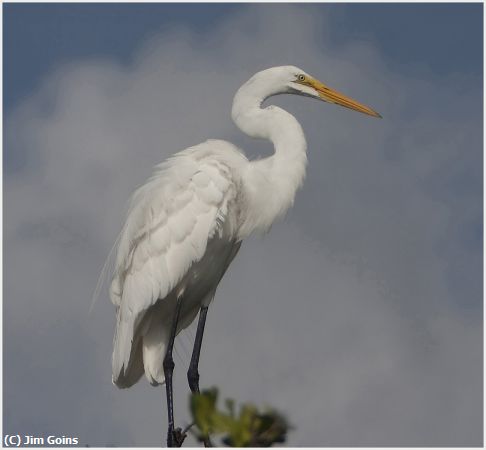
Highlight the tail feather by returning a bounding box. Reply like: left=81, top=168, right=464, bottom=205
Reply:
left=143, top=322, right=169, bottom=386
left=112, top=309, right=145, bottom=388
left=113, top=335, right=144, bottom=388
left=112, top=297, right=205, bottom=388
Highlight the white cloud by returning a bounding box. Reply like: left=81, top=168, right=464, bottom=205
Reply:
left=5, top=5, right=481, bottom=446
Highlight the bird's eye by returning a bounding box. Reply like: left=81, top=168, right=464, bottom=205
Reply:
left=297, top=74, right=306, bottom=82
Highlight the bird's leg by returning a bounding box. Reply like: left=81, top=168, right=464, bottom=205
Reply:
left=187, top=306, right=213, bottom=447
left=187, top=306, right=208, bottom=393
left=163, top=296, right=185, bottom=448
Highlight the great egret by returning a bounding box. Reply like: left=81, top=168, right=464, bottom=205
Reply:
left=110, top=65, right=380, bottom=446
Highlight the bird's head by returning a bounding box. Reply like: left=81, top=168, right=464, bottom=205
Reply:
left=249, top=65, right=381, bottom=118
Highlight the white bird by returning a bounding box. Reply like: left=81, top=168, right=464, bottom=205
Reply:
left=109, top=65, right=380, bottom=446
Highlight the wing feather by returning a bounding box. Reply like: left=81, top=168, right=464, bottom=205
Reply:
left=111, top=142, right=243, bottom=385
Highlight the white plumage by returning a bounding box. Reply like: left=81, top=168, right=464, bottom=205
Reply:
left=111, top=141, right=245, bottom=386
left=109, top=66, right=380, bottom=389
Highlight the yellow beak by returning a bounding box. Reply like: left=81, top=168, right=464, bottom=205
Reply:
left=309, top=78, right=382, bottom=118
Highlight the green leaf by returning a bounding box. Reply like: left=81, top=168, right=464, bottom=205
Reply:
left=190, top=388, right=218, bottom=437
left=189, top=388, right=292, bottom=447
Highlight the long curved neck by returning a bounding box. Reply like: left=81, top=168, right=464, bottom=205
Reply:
left=231, top=87, right=308, bottom=237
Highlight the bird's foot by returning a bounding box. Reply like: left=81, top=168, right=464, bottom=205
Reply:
left=167, top=427, right=187, bottom=447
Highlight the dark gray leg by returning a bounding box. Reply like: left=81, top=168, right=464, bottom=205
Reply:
left=187, top=306, right=209, bottom=393
left=163, top=297, right=184, bottom=447
left=187, top=306, right=212, bottom=447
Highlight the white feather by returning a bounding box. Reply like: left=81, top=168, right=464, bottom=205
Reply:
left=111, top=140, right=250, bottom=387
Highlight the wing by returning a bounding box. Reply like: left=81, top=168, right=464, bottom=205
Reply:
left=111, top=142, right=242, bottom=384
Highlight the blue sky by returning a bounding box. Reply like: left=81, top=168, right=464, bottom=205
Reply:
left=4, top=3, right=483, bottom=447
left=4, top=3, right=482, bottom=113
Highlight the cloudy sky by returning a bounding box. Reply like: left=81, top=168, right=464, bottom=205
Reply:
left=4, top=3, right=482, bottom=446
